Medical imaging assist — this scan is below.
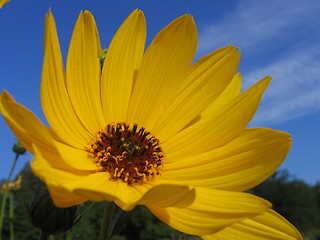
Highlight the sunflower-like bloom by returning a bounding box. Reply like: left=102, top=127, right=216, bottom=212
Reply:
left=0, top=0, right=9, bottom=8
left=0, top=9, right=302, bottom=239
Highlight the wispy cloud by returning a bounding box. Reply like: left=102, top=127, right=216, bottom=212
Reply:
left=197, top=0, right=320, bottom=55
left=197, top=0, right=320, bottom=126
left=244, top=45, right=320, bottom=126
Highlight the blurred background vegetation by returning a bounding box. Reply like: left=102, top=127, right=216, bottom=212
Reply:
left=1, top=163, right=320, bottom=240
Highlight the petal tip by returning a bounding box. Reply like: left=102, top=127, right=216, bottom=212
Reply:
left=46, top=8, right=54, bottom=21
left=83, top=10, right=93, bottom=17
left=130, top=8, right=145, bottom=17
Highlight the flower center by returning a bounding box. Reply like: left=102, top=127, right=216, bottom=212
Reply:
left=89, top=123, right=164, bottom=185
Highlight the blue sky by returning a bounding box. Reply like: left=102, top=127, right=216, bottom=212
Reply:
left=0, top=0, right=319, bottom=185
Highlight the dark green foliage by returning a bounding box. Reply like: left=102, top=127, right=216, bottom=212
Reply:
left=313, top=182, right=320, bottom=210
left=69, top=202, right=105, bottom=240
left=111, top=206, right=131, bottom=236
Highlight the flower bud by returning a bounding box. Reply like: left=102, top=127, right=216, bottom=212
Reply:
left=25, top=189, right=80, bottom=235
left=99, top=49, right=107, bottom=68
left=12, top=141, right=26, bottom=155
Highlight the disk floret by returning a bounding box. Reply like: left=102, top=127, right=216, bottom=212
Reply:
left=89, top=123, right=164, bottom=184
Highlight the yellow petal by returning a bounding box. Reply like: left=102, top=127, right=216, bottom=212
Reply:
left=127, top=14, right=197, bottom=129
left=138, top=184, right=195, bottom=208
left=202, top=72, right=242, bottom=117
left=162, top=77, right=271, bottom=159
left=154, top=48, right=240, bottom=141
left=38, top=168, right=145, bottom=210
left=163, top=128, right=291, bottom=191
left=31, top=141, right=94, bottom=175
left=64, top=173, right=195, bottom=211
left=178, top=46, right=237, bottom=92
left=0, top=91, right=53, bottom=155
left=202, top=210, right=302, bottom=240
left=168, top=58, right=242, bottom=131
left=46, top=184, right=87, bottom=207
left=148, top=188, right=271, bottom=235
left=101, top=9, right=146, bottom=122
left=62, top=172, right=124, bottom=202
left=53, top=140, right=97, bottom=171
left=0, top=0, right=9, bottom=8
left=31, top=145, right=92, bottom=207
left=146, top=46, right=235, bottom=131
left=41, top=10, right=92, bottom=148
left=66, top=11, right=105, bottom=134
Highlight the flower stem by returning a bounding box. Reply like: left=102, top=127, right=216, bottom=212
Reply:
left=0, top=153, right=19, bottom=238
left=99, top=201, right=115, bottom=240
left=9, top=195, right=14, bottom=240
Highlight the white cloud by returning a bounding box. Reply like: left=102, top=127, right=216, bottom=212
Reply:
left=197, top=0, right=320, bottom=126
left=246, top=46, right=320, bottom=125
left=250, top=87, right=320, bottom=126
left=197, top=0, right=320, bottom=55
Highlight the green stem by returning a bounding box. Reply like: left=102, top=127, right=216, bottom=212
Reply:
left=9, top=195, right=14, bottom=240
left=0, top=153, right=19, bottom=238
left=99, top=201, right=115, bottom=240
left=37, top=230, right=50, bottom=240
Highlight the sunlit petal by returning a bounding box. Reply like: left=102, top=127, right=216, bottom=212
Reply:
left=154, top=47, right=240, bottom=140
left=101, top=9, right=146, bottom=123
left=0, top=91, right=54, bottom=154
left=66, top=11, right=105, bottom=134
left=41, top=10, right=92, bottom=148
left=202, top=210, right=302, bottom=240
left=163, top=77, right=271, bottom=158
left=163, top=128, right=291, bottom=191
left=127, top=14, right=197, bottom=129
left=148, top=188, right=270, bottom=235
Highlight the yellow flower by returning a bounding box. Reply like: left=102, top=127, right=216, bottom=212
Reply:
left=0, top=9, right=302, bottom=239
left=0, top=0, right=9, bottom=8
